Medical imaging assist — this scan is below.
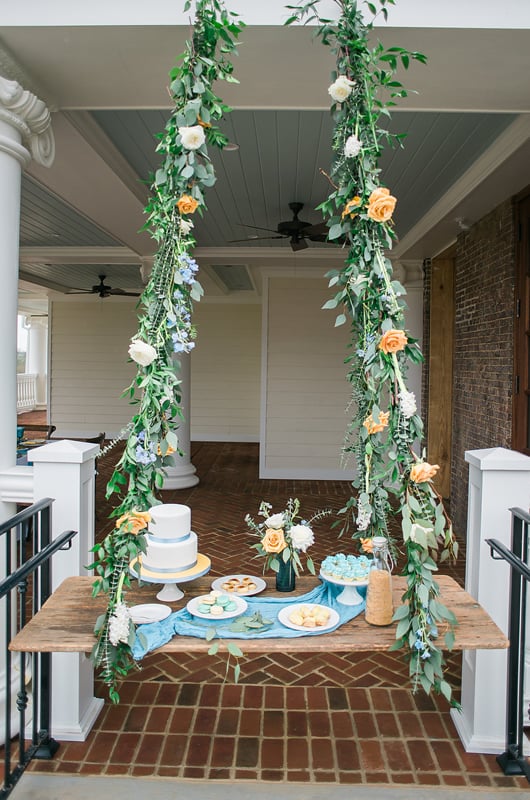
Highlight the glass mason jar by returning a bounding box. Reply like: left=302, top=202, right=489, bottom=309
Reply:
left=365, top=536, right=394, bottom=626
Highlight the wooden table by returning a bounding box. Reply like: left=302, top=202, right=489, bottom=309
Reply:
left=9, top=575, right=508, bottom=655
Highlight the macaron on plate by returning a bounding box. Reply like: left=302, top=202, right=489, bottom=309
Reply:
left=187, top=591, right=248, bottom=620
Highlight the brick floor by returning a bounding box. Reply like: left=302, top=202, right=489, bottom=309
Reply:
left=18, top=429, right=528, bottom=789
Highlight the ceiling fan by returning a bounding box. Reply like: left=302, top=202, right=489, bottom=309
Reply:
left=230, top=202, right=329, bottom=252
left=66, top=274, right=141, bottom=298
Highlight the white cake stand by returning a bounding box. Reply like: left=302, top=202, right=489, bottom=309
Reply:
left=130, top=553, right=211, bottom=601
left=320, top=570, right=368, bottom=606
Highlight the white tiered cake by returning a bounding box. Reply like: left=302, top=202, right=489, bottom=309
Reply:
left=142, top=503, right=198, bottom=575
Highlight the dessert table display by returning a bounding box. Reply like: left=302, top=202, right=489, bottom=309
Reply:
left=9, top=574, right=508, bottom=658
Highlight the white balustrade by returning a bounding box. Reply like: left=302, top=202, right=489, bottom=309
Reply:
left=16, top=373, right=37, bottom=412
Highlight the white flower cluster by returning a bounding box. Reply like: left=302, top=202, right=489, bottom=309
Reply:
left=128, top=339, right=157, bottom=367
left=178, top=217, right=194, bottom=235
left=290, top=524, right=315, bottom=553
left=399, top=390, right=417, bottom=419
left=265, top=513, right=284, bottom=528
left=108, top=602, right=132, bottom=647
left=178, top=125, right=206, bottom=150
left=356, top=504, right=372, bottom=531
left=344, top=134, right=362, bottom=158
left=328, top=75, right=355, bottom=103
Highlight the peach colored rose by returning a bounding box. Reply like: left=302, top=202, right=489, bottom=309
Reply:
left=157, top=444, right=176, bottom=456
left=176, top=194, right=199, bottom=215
left=410, top=462, right=439, bottom=483
left=342, top=196, right=362, bottom=219
left=116, top=510, right=151, bottom=534
left=360, top=537, right=374, bottom=554
left=261, top=528, right=287, bottom=554
left=363, top=411, right=390, bottom=435
left=378, top=329, right=408, bottom=354
left=366, top=187, right=396, bottom=223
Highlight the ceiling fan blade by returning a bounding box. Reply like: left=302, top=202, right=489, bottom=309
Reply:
left=290, top=237, right=308, bottom=252
left=228, top=235, right=286, bottom=243
left=66, top=288, right=93, bottom=294
left=109, top=288, right=141, bottom=297
left=303, top=223, right=329, bottom=237
left=236, top=223, right=281, bottom=234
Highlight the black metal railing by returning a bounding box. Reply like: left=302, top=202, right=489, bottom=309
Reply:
left=0, top=499, right=77, bottom=799
left=486, top=506, right=530, bottom=782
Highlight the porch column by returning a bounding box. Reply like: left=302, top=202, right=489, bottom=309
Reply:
left=163, top=353, right=199, bottom=489
left=25, top=314, right=48, bottom=409
left=0, top=76, right=54, bottom=521
left=0, top=78, right=54, bottom=741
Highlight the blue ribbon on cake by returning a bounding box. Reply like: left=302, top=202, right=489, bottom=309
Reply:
left=132, top=580, right=366, bottom=660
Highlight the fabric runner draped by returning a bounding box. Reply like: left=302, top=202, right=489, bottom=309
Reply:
left=132, top=581, right=366, bottom=659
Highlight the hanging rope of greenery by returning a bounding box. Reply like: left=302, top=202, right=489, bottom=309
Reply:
left=286, top=0, right=460, bottom=705
left=88, top=0, right=245, bottom=703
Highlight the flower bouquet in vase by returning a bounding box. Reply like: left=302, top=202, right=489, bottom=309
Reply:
left=245, top=498, right=329, bottom=592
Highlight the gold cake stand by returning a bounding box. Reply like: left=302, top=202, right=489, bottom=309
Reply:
left=130, top=553, right=211, bottom=601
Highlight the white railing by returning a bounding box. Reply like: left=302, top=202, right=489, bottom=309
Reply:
left=17, top=373, right=37, bottom=412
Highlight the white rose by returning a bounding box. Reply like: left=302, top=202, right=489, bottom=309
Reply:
left=328, top=75, right=355, bottom=103
left=265, top=513, right=285, bottom=529
left=344, top=134, right=362, bottom=158
left=179, top=217, right=194, bottom=235
left=289, top=524, right=314, bottom=553
left=178, top=125, right=206, bottom=150
left=128, top=339, right=157, bottom=366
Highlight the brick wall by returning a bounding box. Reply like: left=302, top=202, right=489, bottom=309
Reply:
left=451, top=199, right=516, bottom=536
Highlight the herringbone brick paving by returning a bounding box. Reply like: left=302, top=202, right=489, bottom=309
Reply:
left=16, top=418, right=527, bottom=789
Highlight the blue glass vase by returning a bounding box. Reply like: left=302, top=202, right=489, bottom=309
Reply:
left=276, top=556, right=296, bottom=592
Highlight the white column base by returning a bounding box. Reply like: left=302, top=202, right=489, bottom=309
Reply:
left=451, top=707, right=530, bottom=756
left=52, top=696, right=104, bottom=742
left=162, top=462, right=199, bottom=490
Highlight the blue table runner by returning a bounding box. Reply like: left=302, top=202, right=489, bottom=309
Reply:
left=132, top=580, right=366, bottom=660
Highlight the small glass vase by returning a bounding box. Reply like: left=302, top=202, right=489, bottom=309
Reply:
left=275, top=557, right=296, bottom=592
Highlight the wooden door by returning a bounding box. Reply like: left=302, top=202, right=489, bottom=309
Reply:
left=512, top=192, right=530, bottom=454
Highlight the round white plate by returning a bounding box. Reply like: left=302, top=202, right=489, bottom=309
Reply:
left=129, top=604, right=172, bottom=625
left=187, top=594, right=248, bottom=620
left=211, top=574, right=266, bottom=597
left=278, top=603, right=340, bottom=633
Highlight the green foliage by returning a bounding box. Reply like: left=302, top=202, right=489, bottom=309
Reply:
left=90, top=0, right=244, bottom=702
left=287, top=0, right=458, bottom=703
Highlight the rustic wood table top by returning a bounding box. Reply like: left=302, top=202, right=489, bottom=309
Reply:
left=9, top=574, right=508, bottom=655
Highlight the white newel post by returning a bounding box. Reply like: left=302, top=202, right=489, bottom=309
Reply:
left=0, top=76, right=54, bottom=739
left=451, top=447, right=530, bottom=753
left=31, top=441, right=104, bottom=740
left=163, top=353, right=199, bottom=489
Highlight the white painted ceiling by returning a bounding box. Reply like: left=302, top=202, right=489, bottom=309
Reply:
left=1, top=12, right=529, bottom=309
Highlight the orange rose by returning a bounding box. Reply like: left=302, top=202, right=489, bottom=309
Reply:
left=410, top=462, right=439, bottom=483
left=363, top=411, right=390, bottom=434
left=176, top=194, right=199, bottom=215
left=157, top=444, right=176, bottom=456
left=262, top=528, right=287, bottom=554
left=116, top=510, right=151, bottom=534
left=342, top=196, right=362, bottom=219
left=360, top=537, right=374, bottom=554
left=378, top=329, right=408, bottom=354
left=366, top=187, right=396, bottom=223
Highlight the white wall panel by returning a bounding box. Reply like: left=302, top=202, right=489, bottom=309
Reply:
left=190, top=303, right=261, bottom=442
left=49, top=301, right=137, bottom=437
left=261, top=276, right=355, bottom=479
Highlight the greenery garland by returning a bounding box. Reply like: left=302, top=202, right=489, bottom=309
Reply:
left=286, top=0, right=459, bottom=704
left=88, top=0, right=245, bottom=703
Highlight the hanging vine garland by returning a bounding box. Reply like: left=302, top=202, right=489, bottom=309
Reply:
left=287, top=0, right=460, bottom=704
left=88, top=0, right=245, bottom=703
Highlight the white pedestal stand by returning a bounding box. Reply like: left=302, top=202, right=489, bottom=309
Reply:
left=130, top=553, right=211, bottom=601
left=320, top=573, right=368, bottom=605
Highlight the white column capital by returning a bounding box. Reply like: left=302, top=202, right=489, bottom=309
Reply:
left=24, top=314, right=48, bottom=330
left=0, top=76, right=54, bottom=167
left=392, top=259, right=424, bottom=287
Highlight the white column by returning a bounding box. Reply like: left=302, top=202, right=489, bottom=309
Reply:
left=451, top=447, right=530, bottom=754
left=31, top=440, right=104, bottom=740
left=25, top=315, right=48, bottom=409
left=0, top=78, right=54, bottom=742
left=163, top=353, right=199, bottom=490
